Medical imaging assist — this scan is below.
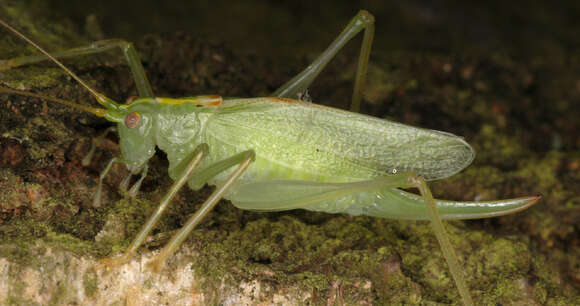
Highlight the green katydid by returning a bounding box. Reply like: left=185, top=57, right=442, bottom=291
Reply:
left=0, top=10, right=540, bottom=305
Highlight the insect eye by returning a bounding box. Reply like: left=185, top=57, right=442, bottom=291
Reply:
left=125, top=112, right=141, bottom=128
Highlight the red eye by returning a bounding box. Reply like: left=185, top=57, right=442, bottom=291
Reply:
left=125, top=112, right=141, bottom=128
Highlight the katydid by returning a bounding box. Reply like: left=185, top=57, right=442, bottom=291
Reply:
left=0, top=10, right=540, bottom=305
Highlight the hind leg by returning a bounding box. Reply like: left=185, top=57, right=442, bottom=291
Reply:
left=272, top=10, right=374, bottom=112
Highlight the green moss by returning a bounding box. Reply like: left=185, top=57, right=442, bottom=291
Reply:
left=0, top=222, right=50, bottom=266
left=45, top=231, right=96, bottom=256
left=515, top=151, right=563, bottom=197
left=47, top=282, right=68, bottom=306
left=474, top=124, right=529, bottom=167
left=4, top=278, right=26, bottom=305
left=82, top=270, right=98, bottom=297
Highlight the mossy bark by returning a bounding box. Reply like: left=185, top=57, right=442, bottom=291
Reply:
left=1, top=1, right=579, bottom=304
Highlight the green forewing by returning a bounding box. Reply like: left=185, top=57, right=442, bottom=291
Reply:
left=204, top=98, right=474, bottom=182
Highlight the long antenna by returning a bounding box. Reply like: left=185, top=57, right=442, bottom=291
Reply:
left=0, top=87, right=105, bottom=117
left=0, top=18, right=113, bottom=108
